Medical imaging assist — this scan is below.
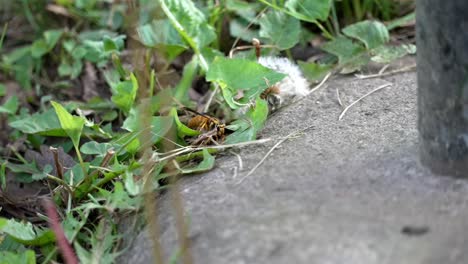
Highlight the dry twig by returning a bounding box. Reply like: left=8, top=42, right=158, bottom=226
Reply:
left=338, top=83, right=392, bottom=121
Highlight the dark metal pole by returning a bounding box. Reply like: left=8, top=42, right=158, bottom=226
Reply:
left=417, top=0, right=468, bottom=177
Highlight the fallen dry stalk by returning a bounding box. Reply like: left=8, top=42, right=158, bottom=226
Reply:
left=338, top=83, right=392, bottom=121
left=237, top=124, right=315, bottom=184
left=355, top=64, right=416, bottom=80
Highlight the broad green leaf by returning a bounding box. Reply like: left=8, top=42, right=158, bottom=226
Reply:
left=31, top=30, right=63, bottom=58
left=63, top=40, right=76, bottom=52
left=31, top=164, right=53, bottom=180
left=58, top=60, right=73, bottom=76
left=74, top=218, right=121, bottom=264
left=64, top=162, right=87, bottom=184
left=82, top=35, right=125, bottom=63
left=161, top=0, right=216, bottom=50
left=103, top=36, right=118, bottom=52
left=229, top=18, right=259, bottom=42
left=170, top=108, right=200, bottom=138
left=371, top=44, right=416, bottom=64
left=80, top=141, right=119, bottom=156
left=206, top=57, right=286, bottom=93
left=259, top=10, right=300, bottom=50
left=30, top=39, right=48, bottom=58
left=176, top=149, right=215, bottom=174
left=9, top=109, right=65, bottom=136
left=111, top=73, right=138, bottom=114
left=150, top=116, right=175, bottom=144
left=226, top=0, right=260, bottom=22
left=72, top=46, right=87, bottom=59
left=58, top=59, right=83, bottom=78
left=343, top=20, right=390, bottom=50
left=121, top=108, right=140, bottom=132
left=225, top=98, right=268, bottom=144
left=0, top=96, right=18, bottom=114
left=321, top=36, right=366, bottom=64
left=0, top=218, right=55, bottom=246
left=297, top=61, right=332, bottom=82
left=51, top=101, right=85, bottom=147
left=123, top=109, right=174, bottom=144
left=103, top=181, right=141, bottom=210
left=219, top=83, right=241, bottom=110
left=0, top=250, right=36, bottom=264
left=137, top=19, right=187, bottom=60
left=285, top=0, right=332, bottom=22
left=123, top=170, right=141, bottom=196
left=386, top=12, right=415, bottom=31
left=2, top=46, right=31, bottom=65
left=248, top=98, right=269, bottom=131
left=43, top=30, right=63, bottom=49
left=0, top=234, right=27, bottom=252
left=200, top=47, right=224, bottom=67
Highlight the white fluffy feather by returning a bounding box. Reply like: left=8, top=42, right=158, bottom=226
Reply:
left=258, top=56, right=310, bottom=108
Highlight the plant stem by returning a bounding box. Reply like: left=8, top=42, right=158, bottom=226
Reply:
left=352, top=0, right=363, bottom=21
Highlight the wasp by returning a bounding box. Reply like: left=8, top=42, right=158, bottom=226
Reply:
left=260, top=78, right=282, bottom=112
left=183, top=107, right=226, bottom=145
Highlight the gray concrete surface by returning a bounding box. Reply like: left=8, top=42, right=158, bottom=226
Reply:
left=120, top=59, right=468, bottom=264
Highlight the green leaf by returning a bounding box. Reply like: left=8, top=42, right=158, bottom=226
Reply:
left=161, top=0, right=216, bottom=50
left=0, top=96, right=18, bottom=114
left=137, top=19, right=187, bottom=59
left=170, top=108, right=200, bottom=138
left=371, top=44, right=417, bottom=64
left=51, top=101, right=85, bottom=148
left=386, top=12, right=415, bottom=31
left=176, top=149, right=215, bottom=174
left=82, top=35, right=126, bottom=63
left=207, top=57, right=286, bottom=91
left=123, top=109, right=174, bottom=144
left=103, top=36, right=118, bottom=52
left=104, top=181, right=141, bottom=210
left=64, top=163, right=86, bottom=184
left=80, top=141, right=119, bottom=156
left=72, top=46, right=87, bottom=59
left=225, top=98, right=268, bottom=144
left=0, top=218, right=55, bottom=246
left=259, top=10, right=301, bottom=50
left=31, top=164, right=53, bottom=180
left=229, top=18, right=259, bottom=42
left=30, top=40, right=48, bottom=58
left=111, top=73, right=138, bottom=114
left=58, top=59, right=81, bottom=78
left=226, top=0, right=261, bottom=22
left=58, top=60, right=71, bottom=76
left=0, top=250, right=36, bottom=264
left=285, top=0, right=332, bottom=22
left=297, top=61, right=332, bottom=83
left=9, top=109, right=65, bottom=136
left=321, top=36, right=366, bottom=64
left=31, top=30, right=63, bottom=58
left=43, top=30, right=63, bottom=49
left=342, top=20, right=390, bottom=50
left=2, top=46, right=31, bottom=65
